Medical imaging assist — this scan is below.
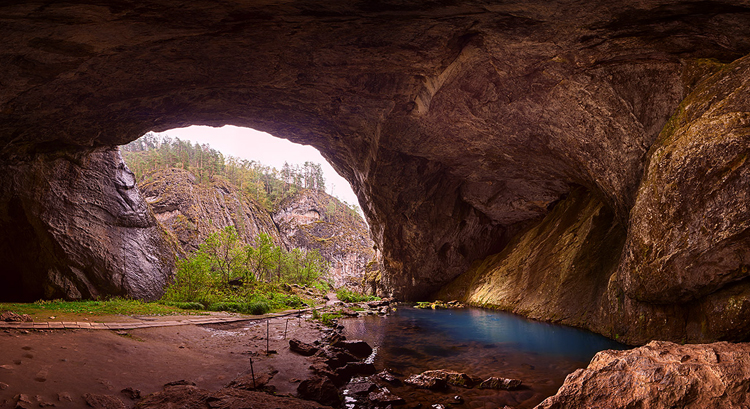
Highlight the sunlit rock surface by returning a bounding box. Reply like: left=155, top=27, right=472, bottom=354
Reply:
left=536, top=341, right=750, bottom=409
left=1, top=0, right=750, bottom=344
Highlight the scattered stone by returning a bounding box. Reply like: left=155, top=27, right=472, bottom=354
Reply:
left=226, top=370, right=277, bottom=391
left=333, top=339, right=373, bottom=357
left=368, top=387, right=405, bottom=405
left=14, top=394, right=33, bottom=409
left=453, top=395, right=464, bottom=404
left=0, top=365, right=14, bottom=370
left=0, top=382, right=7, bottom=390
left=0, top=311, right=32, bottom=322
left=81, top=393, right=126, bottom=409
left=34, top=368, right=48, bottom=382
left=431, top=404, right=446, bottom=409
left=340, top=308, right=358, bottom=317
left=120, top=387, right=141, bottom=400
left=115, top=331, right=128, bottom=336
left=376, top=370, right=402, bottom=385
left=297, top=375, right=341, bottom=407
left=367, top=300, right=390, bottom=308
left=347, top=381, right=377, bottom=395
left=206, top=388, right=324, bottom=409
left=478, top=376, right=522, bottom=390
left=57, top=393, right=73, bottom=402
left=289, top=339, right=319, bottom=356
left=137, top=385, right=210, bottom=408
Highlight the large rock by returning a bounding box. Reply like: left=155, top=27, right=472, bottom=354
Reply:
left=0, top=148, right=176, bottom=301
left=536, top=341, right=750, bottom=409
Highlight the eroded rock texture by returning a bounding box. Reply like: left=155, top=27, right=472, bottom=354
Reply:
left=0, top=149, right=175, bottom=301
left=1, top=0, right=750, bottom=342
left=536, top=341, right=750, bottom=409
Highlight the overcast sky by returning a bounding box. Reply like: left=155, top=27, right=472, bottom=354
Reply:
left=152, top=125, right=360, bottom=207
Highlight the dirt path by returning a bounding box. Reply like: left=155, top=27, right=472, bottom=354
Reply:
left=0, top=313, right=325, bottom=408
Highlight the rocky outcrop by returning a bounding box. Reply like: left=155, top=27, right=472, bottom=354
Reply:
left=137, top=168, right=282, bottom=253
left=274, top=190, right=376, bottom=288
left=2, top=0, right=750, bottom=344
left=439, top=54, right=750, bottom=345
left=536, top=341, right=750, bottom=409
left=0, top=148, right=175, bottom=301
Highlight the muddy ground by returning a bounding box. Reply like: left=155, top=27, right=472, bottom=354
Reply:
left=0, top=313, right=323, bottom=408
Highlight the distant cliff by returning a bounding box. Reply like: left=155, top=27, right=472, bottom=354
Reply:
left=273, top=189, right=376, bottom=289
left=137, top=167, right=375, bottom=289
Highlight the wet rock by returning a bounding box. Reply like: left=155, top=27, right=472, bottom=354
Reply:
left=376, top=370, right=402, bottom=385
left=0, top=312, right=32, bottom=322
left=297, top=375, right=341, bottom=407
left=336, top=362, right=377, bottom=380
left=333, top=339, right=373, bottom=358
left=317, top=346, right=358, bottom=369
left=226, top=370, right=277, bottom=391
left=347, top=381, right=377, bottom=396
left=367, top=300, right=390, bottom=308
left=289, top=339, right=319, bottom=356
left=404, top=373, right=447, bottom=390
left=368, top=387, right=405, bottom=405
left=407, top=370, right=480, bottom=389
left=537, top=341, right=750, bottom=409
left=478, top=376, right=521, bottom=390
left=81, top=393, right=127, bottom=409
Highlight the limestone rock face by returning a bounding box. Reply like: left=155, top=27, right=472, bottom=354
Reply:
left=137, top=168, right=282, bottom=253
left=2, top=0, right=750, bottom=344
left=273, top=190, right=376, bottom=289
left=0, top=148, right=175, bottom=301
left=536, top=341, right=750, bottom=409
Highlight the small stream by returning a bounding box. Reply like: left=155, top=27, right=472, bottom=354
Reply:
left=340, top=306, right=626, bottom=409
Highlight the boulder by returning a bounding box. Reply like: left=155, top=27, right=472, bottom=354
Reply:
left=289, top=339, right=319, bottom=356
left=406, top=370, right=480, bottom=389
left=536, top=341, right=750, bottom=409
left=297, top=376, right=341, bottom=407
left=0, top=312, right=32, bottom=322
left=333, top=340, right=373, bottom=358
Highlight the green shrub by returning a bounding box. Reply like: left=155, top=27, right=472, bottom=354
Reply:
left=246, top=301, right=270, bottom=315
left=336, top=287, right=379, bottom=303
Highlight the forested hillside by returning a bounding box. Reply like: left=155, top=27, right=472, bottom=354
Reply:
left=120, top=133, right=374, bottom=291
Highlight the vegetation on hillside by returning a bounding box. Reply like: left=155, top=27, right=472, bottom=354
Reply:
left=161, top=226, right=330, bottom=312
left=122, top=132, right=332, bottom=211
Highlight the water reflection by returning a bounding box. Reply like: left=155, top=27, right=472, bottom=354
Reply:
left=341, top=306, right=626, bottom=409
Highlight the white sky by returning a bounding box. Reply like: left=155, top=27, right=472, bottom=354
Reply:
left=153, top=125, right=360, bottom=207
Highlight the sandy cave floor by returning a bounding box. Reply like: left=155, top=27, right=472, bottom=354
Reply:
left=0, top=314, right=323, bottom=408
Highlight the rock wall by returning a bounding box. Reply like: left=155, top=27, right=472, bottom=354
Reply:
left=137, top=168, right=282, bottom=252
left=439, top=54, right=750, bottom=345
left=273, top=189, right=376, bottom=289
left=0, top=149, right=175, bottom=301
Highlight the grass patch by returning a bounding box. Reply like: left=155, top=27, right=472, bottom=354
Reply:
left=0, top=298, right=190, bottom=317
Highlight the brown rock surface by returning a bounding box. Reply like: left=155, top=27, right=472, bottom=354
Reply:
left=138, top=168, right=283, bottom=253
left=536, top=341, right=750, bottom=409
left=273, top=189, right=376, bottom=289
left=1, top=0, right=750, bottom=345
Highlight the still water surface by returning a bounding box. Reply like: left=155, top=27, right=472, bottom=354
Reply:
left=341, top=306, right=626, bottom=409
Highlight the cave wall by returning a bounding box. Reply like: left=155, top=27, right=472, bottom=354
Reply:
left=2, top=1, right=750, bottom=342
